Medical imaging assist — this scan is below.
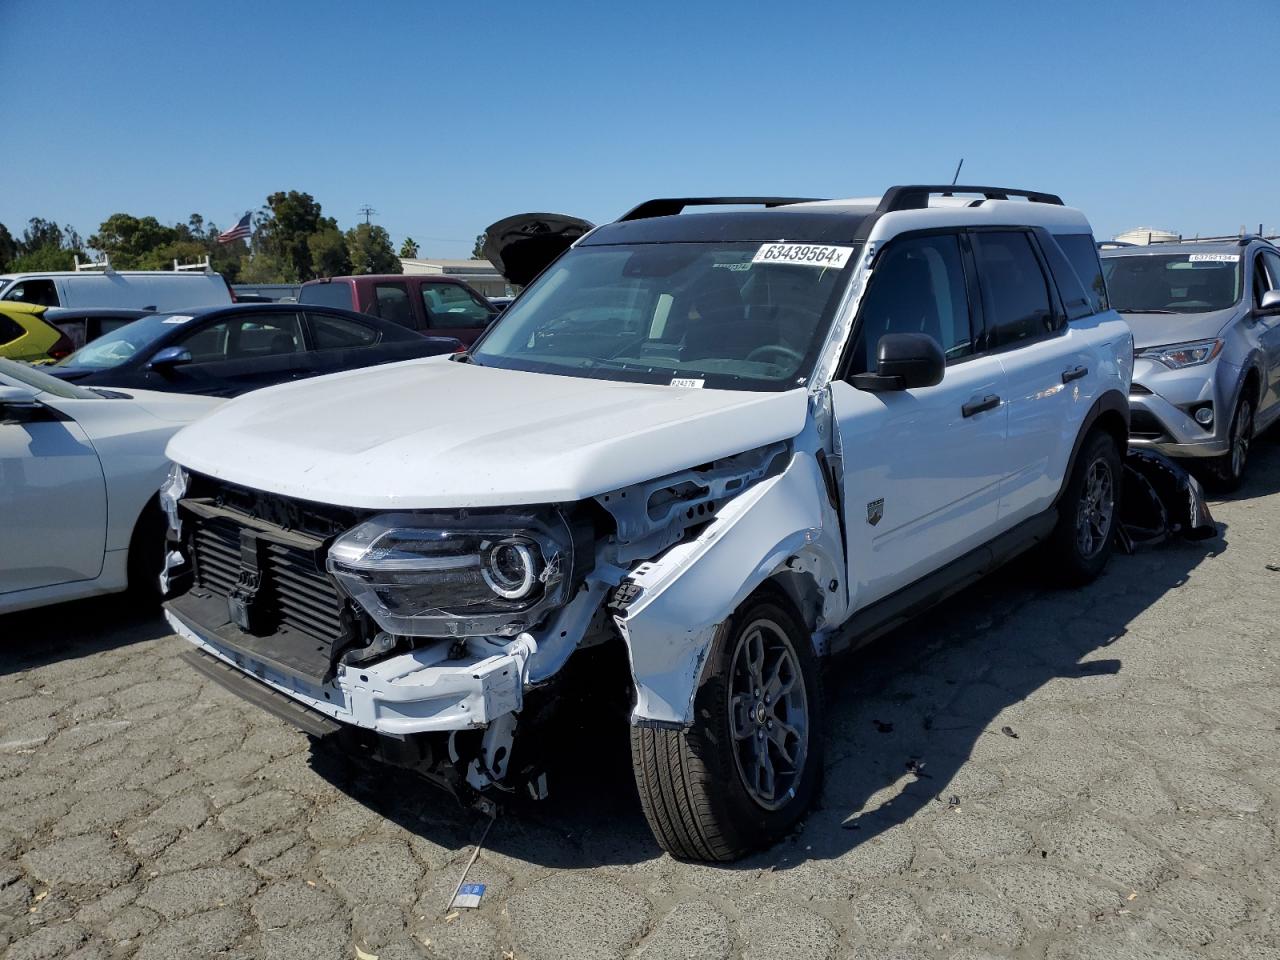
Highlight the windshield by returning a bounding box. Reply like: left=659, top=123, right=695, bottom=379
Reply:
left=55, top=313, right=182, bottom=370
left=471, top=241, right=857, bottom=390
left=1102, top=253, right=1242, bottom=313
left=0, top=357, right=99, bottom=398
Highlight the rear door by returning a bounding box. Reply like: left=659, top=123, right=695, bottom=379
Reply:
left=418, top=280, right=496, bottom=346
left=831, top=230, right=1008, bottom=609
left=372, top=281, right=416, bottom=330
left=302, top=310, right=409, bottom=375
left=150, top=311, right=308, bottom=396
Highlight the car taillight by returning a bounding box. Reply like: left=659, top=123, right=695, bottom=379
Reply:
left=47, top=331, right=75, bottom=361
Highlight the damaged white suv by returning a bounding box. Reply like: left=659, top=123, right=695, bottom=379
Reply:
left=162, top=186, right=1132, bottom=861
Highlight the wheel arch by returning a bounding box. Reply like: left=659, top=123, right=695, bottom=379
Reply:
left=1054, top=389, right=1128, bottom=507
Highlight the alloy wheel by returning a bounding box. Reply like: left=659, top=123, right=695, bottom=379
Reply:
left=1230, top=399, right=1253, bottom=480
left=1075, top=457, right=1115, bottom=559
left=728, top=618, right=809, bottom=811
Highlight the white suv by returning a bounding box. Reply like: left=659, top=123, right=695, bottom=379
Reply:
left=161, top=185, right=1132, bottom=861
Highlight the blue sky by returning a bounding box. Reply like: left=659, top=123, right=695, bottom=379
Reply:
left=3, top=0, right=1277, bottom=258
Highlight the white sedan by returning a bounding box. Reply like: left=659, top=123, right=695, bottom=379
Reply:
left=0, top=358, right=222, bottom=614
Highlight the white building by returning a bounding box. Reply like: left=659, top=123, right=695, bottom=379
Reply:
left=1114, top=227, right=1180, bottom=246
left=398, top=258, right=514, bottom=298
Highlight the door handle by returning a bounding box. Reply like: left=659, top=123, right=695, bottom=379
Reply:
left=1061, top=365, right=1088, bottom=384
left=962, top=394, right=1001, bottom=417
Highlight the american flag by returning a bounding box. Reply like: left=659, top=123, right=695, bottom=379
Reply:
left=217, top=212, right=252, bottom=244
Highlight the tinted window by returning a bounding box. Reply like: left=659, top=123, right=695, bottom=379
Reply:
left=1057, top=233, right=1109, bottom=313
left=1264, top=251, right=1280, bottom=291
left=971, top=232, right=1055, bottom=347
left=298, top=282, right=354, bottom=310
left=852, top=233, right=973, bottom=374
left=177, top=312, right=303, bottom=361
left=3, top=279, right=59, bottom=306
left=0, top=314, right=23, bottom=344
left=374, top=283, right=412, bottom=327
left=421, top=282, right=494, bottom=328
left=1102, top=254, right=1242, bottom=313
left=309, top=313, right=378, bottom=349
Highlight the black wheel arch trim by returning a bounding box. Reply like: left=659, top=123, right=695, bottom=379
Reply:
left=1053, top=389, right=1128, bottom=508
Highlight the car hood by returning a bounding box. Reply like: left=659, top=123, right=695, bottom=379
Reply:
left=1122, top=307, right=1237, bottom=350
left=482, top=212, right=595, bottom=287
left=166, top=357, right=810, bottom=510
left=106, top=387, right=226, bottom=423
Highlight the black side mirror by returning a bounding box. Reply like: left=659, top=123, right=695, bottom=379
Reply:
left=849, top=332, right=945, bottom=391
left=148, top=346, right=193, bottom=372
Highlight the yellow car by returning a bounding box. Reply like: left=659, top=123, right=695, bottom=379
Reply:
left=0, top=303, right=73, bottom=363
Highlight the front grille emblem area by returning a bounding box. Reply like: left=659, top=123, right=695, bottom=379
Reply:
left=227, top=529, right=267, bottom=633
left=866, top=498, right=884, bottom=526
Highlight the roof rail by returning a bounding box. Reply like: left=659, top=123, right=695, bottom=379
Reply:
left=617, top=197, right=822, bottom=222
left=173, top=255, right=212, bottom=273
left=877, top=184, right=1064, bottom=213
left=73, top=254, right=114, bottom=273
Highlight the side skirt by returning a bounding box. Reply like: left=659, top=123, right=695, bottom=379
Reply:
left=828, top=508, right=1057, bottom=656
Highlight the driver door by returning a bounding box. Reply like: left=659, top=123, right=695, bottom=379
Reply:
left=830, top=231, right=1008, bottom=609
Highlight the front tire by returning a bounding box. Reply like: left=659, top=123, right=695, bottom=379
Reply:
left=1208, top=394, right=1253, bottom=492
left=1047, top=429, right=1121, bottom=585
left=630, top=591, right=823, bottom=861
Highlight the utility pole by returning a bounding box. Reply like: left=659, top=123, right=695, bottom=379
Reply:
left=359, top=205, right=377, bottom=225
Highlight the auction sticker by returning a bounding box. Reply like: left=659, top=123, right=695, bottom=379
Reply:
left=1189, top=254, right=1239, bottom=263
left=670, top=377, right=705, bottom=389
left=752, top=243, right=854, bottom=269
left=162, top=314, right=195, bottom=324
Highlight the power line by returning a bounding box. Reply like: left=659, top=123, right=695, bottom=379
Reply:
left=358, top=204, right=377, bottom=225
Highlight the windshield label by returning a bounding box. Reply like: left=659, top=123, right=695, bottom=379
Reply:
left=162, top=314, right=195, bottom=324
left=670, top=377, right=705, bottom=389
left=752, top=243, right=854, bottom=269
left=1188, top=254, right=1239, bottom=263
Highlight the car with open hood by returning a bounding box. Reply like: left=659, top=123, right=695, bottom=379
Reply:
left=1101, top=237, right=1280, bottom=489
left=160, top=185, right=1132, bottom=860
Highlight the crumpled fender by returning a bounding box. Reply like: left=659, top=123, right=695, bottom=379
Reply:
left=612, top=450, right=843, bottom=727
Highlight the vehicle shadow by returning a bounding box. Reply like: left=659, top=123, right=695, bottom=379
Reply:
left=0, top=594, right=169, bottom=676
left=313, top=516, right=1229, bottom=871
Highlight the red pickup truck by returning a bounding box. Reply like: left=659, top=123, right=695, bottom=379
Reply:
left=297, top=274, right=497, bottom=346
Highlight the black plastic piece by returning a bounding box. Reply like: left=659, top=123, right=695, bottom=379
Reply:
left=877, top=185, right=1064, bottom=213
left=961, top=394, right=1001, bottom=418
left=850, top=332, right=945, bottom=392
left=180, top=647, right=342, bottom=738
left=1062, top=365, right=1089, bottom=384
left=617, top=197, right=821, bottom=222
left=609, top=578, right=644, bottom=612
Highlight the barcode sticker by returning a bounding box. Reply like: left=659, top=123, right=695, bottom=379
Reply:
left=752, top=243, right=854, bottom=269
left=670, top=378, right=705, bottom=389
left=1188, top=254, right=1239, bottom=263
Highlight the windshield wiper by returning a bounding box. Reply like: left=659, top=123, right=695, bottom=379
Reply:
left=1116, top=308, right=1178, bottom=315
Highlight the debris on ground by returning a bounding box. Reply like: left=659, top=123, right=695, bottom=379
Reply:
left=1265, top=563, right=1280, bottom=572
left=1001, top=725, right=1019, bottom=739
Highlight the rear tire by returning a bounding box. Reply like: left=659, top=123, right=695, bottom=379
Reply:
left=1207, top=394, right=1253, bottom=493
left=629, top=590, right=823, bottom=862
left=1047, top=429, right=1121, bottom=586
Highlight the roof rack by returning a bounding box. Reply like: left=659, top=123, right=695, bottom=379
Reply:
left=618, top=197, right=822, bottom=222
left=173, top=255, right=213, bottom=273
left=73, top=254, right=114, bottom=273
left=877, top=184, right=1064, bottom=213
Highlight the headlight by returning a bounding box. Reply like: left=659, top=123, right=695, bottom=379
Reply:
left=327, top=510, right=574, bottom=638
left=159, top=462, right=188, bottom=534
left=1137, top=339, right=1222, bottom=369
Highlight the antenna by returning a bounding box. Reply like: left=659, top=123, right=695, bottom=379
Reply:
left=950, top=159, right=964, bottom=186
left=359, top=204, right=378, bottom=225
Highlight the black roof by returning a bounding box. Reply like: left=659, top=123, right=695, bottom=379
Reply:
left=583, top=209, right=871, bottom=246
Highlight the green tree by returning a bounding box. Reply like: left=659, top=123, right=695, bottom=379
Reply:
left=471, top=233, right=486, bottom=260
left=399, top=237, right=419, bottom=258
left=10, top=245, right=78, bottom=272
left=0, top=223, right=16, bottom=272
left=309, top=226, right=352, bottom=278
left=10, top=218, right=85, bottom=271
left=255, top=191, right=342, bottom=281
left=345, top=223, right=400, bottom=275
left=89, top=213, right=180, bottom=268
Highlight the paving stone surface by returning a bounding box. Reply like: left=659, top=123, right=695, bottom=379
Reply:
left=1, top=440, right=1279, bottom=958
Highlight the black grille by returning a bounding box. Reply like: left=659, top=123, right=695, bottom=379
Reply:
left=190, top=513, right=346, bottom=645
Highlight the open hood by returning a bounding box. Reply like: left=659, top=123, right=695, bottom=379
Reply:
left=166, top=357, right=809, bottom=510
left=483, top=212, right=595, bottom=286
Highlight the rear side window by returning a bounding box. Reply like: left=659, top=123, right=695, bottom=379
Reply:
left=971, top=232, right=1056, bottom=348
left=0, top=314, right=24, bottom=345
left=374, top=283, right=413, bottom=327
left=3, top=279, right=59, bottom=307
left=308, top=313, right=379, bottom=349
left=1057, top=233, right=1109, bottom=313
left=298, top=282, right=355, bottom=310
left=178, top=312, right=304, bottom=361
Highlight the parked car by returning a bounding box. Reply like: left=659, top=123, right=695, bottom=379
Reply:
left=46, top=303, right=463, bottom=397
left=161, top=186, right=1131, bottom=861
left=1100, top=237, right=1280, bottom=489
left=0, top=303, right=75, bottom=362
left=298, top=274, right=497, bottom=346
left=42, top=307, right=150, bottom=351
left=0, top=266, right=233, bottom=311
left=0, top=358, right=222, bottom=614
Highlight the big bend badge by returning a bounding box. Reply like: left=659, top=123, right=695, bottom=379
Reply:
left=866, top=498, right=884, bottom=526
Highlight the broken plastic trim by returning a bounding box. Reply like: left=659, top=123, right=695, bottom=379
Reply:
left=1118, top=448, right=1217, bottom=551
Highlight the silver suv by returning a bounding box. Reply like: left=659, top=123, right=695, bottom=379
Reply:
left=1100, top=238, right=1280, bottom=489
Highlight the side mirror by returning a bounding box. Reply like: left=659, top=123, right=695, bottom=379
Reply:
left=849, top=332, right=945, bottom=391
left=0, top=384, right=43, bottom=423
left=1259, top=290, right=1280, bottom=314
left=148, top=346, right=193, bottom=371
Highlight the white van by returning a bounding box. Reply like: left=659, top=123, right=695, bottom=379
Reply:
left=0, top=269, right=232, bottom=312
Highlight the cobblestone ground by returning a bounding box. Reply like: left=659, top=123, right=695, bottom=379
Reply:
left=2, top=440, right=1279, bottom=960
